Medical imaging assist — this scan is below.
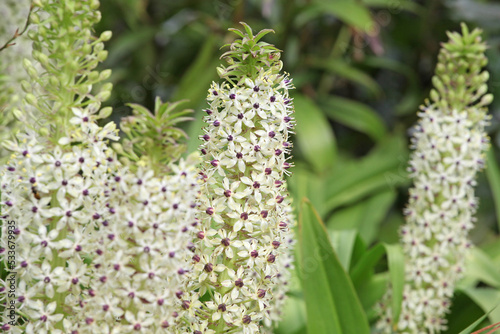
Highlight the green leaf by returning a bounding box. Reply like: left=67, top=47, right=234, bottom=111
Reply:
left=292, top=94, right=337, bottom=173
left=173, top=36, right=220, bottom=109
left=275, top=296, right=307, bottom=334
left=482, top=238, right=500, bottom=265
left=310, top=58, right=382, bottom=97
left=458, top=307, right=498, bottom=334
left=185, top=112, right=205, bottom=158
left=350, top=235, right=368, bottom=274
left=486, top=149, right=500, bottom=233
left=350, top=243, right=386, bottom=287
left=361, top=0, right=424, bottom=14
left=327, top=189, right=396, bottom=244
left=319, top=96, right=386, bottom=141
left=461, top=287, right=500, bottom=325
left=299, top=199, right=370, bottom=334
left=349, top=243, right=404, bottom=321
left=254, top=28, right=275, bottom=43
left=105, top=27, right=157, bottom=66
left=324, top=135, right=409, bottom=212
left=288, top=163, right=327, bottom=214
left=329, top=229, right=357, bottom=271
left=465, top=248, right=500, bottom=289
left=384, top=243, right=405, bottom=325
left=313, top=0, right=373, bottom=32
left=357, top=273, right=389, bottom=318
left=362, top=56, right=422, bottom=115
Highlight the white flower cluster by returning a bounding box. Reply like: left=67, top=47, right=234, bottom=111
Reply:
left=0, top=106, right=119, bottom=334
left=1, top=106, right=202, bottom=333
left=178, top=72, right=296, bottom=333
left=75, top=158, right=200, bottom=333
left=376, top=105, right=489, bottom=333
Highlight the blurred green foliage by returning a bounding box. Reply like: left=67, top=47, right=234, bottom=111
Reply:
left=93, top=0, right=500, bottom=332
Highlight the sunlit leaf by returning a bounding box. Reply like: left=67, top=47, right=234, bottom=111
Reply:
left=362, top=0, right=424, bottom=14
left=325, top=135, right=409, bottom=212
left=310, top=0, right=374, bottom=32
left=384, top=243, right=405, bottom=324
left=320, top=96, right=387, bottom=141
left=465, top=248, right=500, bottom=289
left=299, top=199, right=370, bottom=334
left=329, top=229, right=357, bottom=271
left=173, top=36, right=220, bottom=109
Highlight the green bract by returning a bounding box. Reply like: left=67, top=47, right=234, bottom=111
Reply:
left=218, top=22, right=282, bottom=85
left=114, top=98, right=193, bottom=174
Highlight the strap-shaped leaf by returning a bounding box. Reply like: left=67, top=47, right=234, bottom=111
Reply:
left=384, top=243, right=405, bottom=324
left=299, top=198, right=369, bottom=334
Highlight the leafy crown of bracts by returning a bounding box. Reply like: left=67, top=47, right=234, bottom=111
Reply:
left=217, top=22, right=283, bottom=84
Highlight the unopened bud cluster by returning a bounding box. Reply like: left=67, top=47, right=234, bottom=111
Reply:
left=377, top=24, right=492, bottom=333
left=18, top=0, right=113, bottom=144
left=0, top=0, right=33, bottom=161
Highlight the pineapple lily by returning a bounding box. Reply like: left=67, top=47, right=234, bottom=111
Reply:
left=178, top=23, right=296, bottom=333
left=377, top=23, right=492, bottom=334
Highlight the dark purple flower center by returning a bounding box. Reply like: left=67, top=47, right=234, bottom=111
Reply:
left=204, top=263, right=213, bottom=272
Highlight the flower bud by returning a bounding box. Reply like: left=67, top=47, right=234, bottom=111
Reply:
left=25, top=94, right=38, bottom=106
left=99, top=69, right=112, bottom=81
left=98, top=107, right=113, bottom=119
left=21, top=81, right=32, bottom=94
left=100, top=31, right=112, bottom=41
left=97, top=50, right=108, bottom=62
